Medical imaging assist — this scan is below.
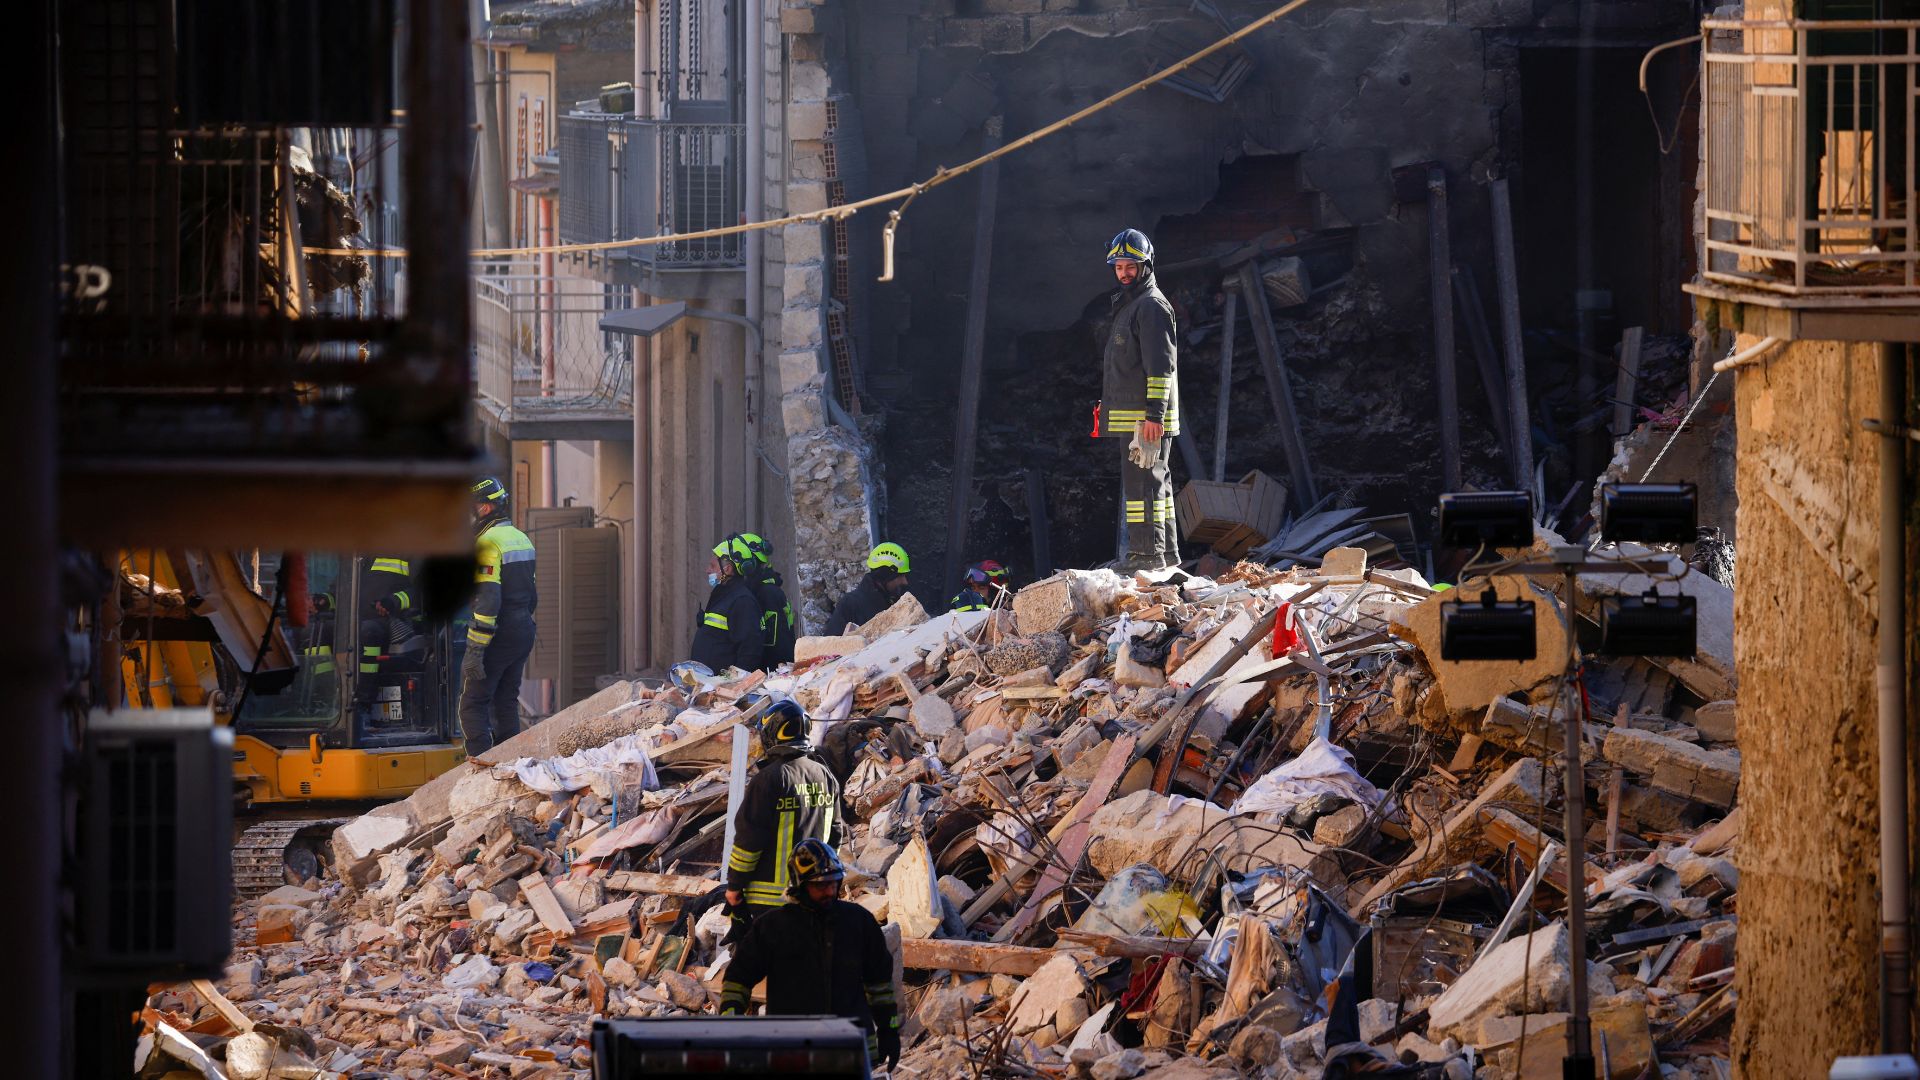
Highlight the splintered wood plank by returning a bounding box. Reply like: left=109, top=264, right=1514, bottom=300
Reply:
left=602, top=870, right=717, bottom=897
left=189, top=978, right=255, bottom=1033
left=900, top=937, right=1060, bottom=976
left=995, top=733, right=1137, bottom=943
left=519, top=874, right=576, bottom=936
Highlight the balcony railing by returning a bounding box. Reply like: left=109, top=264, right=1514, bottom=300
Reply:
left=1699, top=18, right=1918, bottom=303
left=558, top=114, right=745, bottom=271
left=473, top=268, right=633, bottom=440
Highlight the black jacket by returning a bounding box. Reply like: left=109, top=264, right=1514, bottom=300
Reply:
left=827, top=572, right=896, bottom=635
left=949, top=587, right=989, bottom=613
left=720, top=897, right=897, bottom=1029
left=1096, top=270, right=1180, bottom=438
left=691, top=577, right=765, bottom=673
left=726, top=746, right=845, bottom=908
left=749, top=568, right=799, bottom=667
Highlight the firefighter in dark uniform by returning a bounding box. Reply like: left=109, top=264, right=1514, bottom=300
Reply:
left=720, top=838, right=902, bottom=1070
left=692, top=535, right=767, bottom=673
left=354, top=555, right=421, bottom=709
left=827, top=543, right=911, bottom=634
left=947, top=559, right=1009, bottom=613
left=459, top=477, right=537, bottom=756
left=738, top=532, right=799, bottom=668
left=1094, top=228, right=1182, bottom=571
left=724, top=700, right=845, bottom=926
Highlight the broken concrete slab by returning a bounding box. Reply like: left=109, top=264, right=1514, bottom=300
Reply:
left=1508, top=997, right=1653, bottom=1079
left=330, top=679, right=651, bottom=877
left=1575, top=545, right=1735, bottom=701
left=1006, top=953, right=1090, bottom=1037
left=1395, top=574, right=1571, bottom=720
left=1012, top=570, right=1121, bottom=636
left=1692, top=700, right=1737, bottom=744
left=1428, top=921, right=1573, bottom=1039
left=795, top=635, right=866, bottom=665
left=857, top=590, right=930, bottom=642
left=1602, top=727, right=1740, bottom=809
left=1085, top=789, right=1341, bottom=887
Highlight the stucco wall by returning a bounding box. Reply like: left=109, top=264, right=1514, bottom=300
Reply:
left=1731, top=335, right=1897, bottom=1075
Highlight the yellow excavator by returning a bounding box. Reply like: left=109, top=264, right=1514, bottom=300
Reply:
left=116, top=549, right=465, bottom=893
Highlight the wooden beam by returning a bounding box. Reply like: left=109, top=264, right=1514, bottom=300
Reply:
left=900, top=936, right=1062, bottom=976
left=995, top=733, right=1137, bottom=943
left=1052, top=929, right=1208, bottom=962
left=1023, top=468, right=1053, bottom=576
left=1452, top=265, right=1513, bottom=451
left=1213, top=289, right=1237, bottom=482
left=1490, top=178, right=1535, bottom=489
left=943, top=117, right=1004, bottom=593
left=1149, top=605, right=1282, bottom=793
left=1426, top=166, right=1462, bottom=493
left=602, top=864, right=718, bottom=891
left=189, top=979, right=255, bottom=1033
left=1234, top=268, right=1317, bottom=504
left=519, top=874, right=576, bottom=936
left=1612, top=325, right=1645, bottom=436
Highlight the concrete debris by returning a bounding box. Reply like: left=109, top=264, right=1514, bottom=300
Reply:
left=176, top=551, right=1744, bottom=1079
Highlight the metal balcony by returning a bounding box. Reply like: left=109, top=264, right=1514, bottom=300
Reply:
left=1689, top=17, right=1920, bottom=340
left=557, top=114, right=745, bottom=296
left=473, top=268, right=634, bottom=441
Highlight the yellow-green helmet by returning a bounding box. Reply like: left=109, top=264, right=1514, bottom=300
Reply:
left=867, top=542, right=910, bottom=574
left=739, top=532, right=772, bottom=565
left=713, top=533, right=758, bottom=568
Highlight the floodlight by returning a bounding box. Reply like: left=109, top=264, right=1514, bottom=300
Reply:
left=1598, top=592, right=1697, bottom=657
left=1438, top=491, right=1534, bottom=549
left=1599, top=483, right=1697, bottom=544
left=1440, top=589, right=1536, bottom=661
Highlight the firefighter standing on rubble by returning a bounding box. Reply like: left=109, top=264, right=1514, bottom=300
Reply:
left=720, top=838, right=902, bottom=1070
left=724, top=700, right=846, bottom=928
left=827, top=543, right=912, bottom=633
left=692, top=535, right=767, bottom=673
left=1094, top=228, right=1182, bottom=571
left=460, top=477, right=538, bottom=757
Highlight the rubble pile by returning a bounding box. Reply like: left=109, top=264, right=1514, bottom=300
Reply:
left=142, top=539, right=1742, bottom=1080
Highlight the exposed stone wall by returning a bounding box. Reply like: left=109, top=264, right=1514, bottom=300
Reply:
left=775, top=0, right=881, bottom=624
left=829, top=0, right=1699, bottom=596
left=1728, top=336, right=1895, bottom=1075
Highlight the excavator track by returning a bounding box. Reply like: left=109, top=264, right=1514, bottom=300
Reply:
left=232, top=818, right=351, bottom=897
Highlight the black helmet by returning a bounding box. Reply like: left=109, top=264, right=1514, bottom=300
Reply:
left=1105, top=228, right=1154, bottom=266
left=761, top=698, right=810, bottom=748
left=787, top=837, right=846, bottom=890
left=472, top=476, right=511, bottom=525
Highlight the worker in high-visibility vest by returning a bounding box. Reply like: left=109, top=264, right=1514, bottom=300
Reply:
left=459, top=477, right=537, bottom=756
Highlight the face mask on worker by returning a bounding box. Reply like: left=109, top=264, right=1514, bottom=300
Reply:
left=707, top=572, right=721, bottom=588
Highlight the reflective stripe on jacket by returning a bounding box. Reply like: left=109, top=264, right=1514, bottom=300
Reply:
left=1096, top=272, right=1181, bottom=438
left=725, top=747, right=846, bottom=908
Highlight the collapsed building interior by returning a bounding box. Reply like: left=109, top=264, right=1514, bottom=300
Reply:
left=826, top=0, right=1704, bottom=595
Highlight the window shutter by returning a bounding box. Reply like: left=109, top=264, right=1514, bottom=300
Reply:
left=558, top=527, right=621, bottom=710
left=523, top=506, right=593, bottom=681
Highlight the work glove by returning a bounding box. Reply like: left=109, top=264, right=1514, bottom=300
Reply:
left=1126, top=428, right=1154, bottom=468
left=460, top=643, right=488, bottom=680
left=876, top=1023, right=901, bottom=1070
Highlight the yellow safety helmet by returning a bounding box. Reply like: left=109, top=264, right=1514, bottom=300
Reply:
left=867, top=542, right=910, bottom=574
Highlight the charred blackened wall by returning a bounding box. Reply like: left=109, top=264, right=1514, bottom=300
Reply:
left=831, top=0, right=1699, bottom=600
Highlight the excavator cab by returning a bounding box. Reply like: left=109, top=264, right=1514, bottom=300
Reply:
left=115, top=548, right=468, bottom=893
left=229, top=552, right=465, bottom=806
